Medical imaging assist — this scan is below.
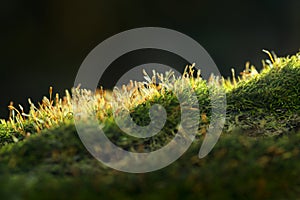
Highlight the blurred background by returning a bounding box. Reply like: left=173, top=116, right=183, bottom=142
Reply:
left=0, top=0, right=299, bottom=118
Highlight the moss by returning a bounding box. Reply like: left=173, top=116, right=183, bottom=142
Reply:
left=0, top=51, right=299, bottom=199
left=226, top=57, right=300, bottom=136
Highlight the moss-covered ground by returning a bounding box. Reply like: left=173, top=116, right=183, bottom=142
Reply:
left=0, top=51, right=299, bottom=199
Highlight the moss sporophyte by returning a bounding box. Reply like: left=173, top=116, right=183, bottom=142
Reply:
left=1, top=51, right=299, bottom=143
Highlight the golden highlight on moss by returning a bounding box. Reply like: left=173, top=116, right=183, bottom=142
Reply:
left=1, top=50, right=300, bottom=139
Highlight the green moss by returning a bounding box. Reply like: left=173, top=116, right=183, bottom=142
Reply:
left=226, top=57, right=300, bottom=136
left=0, top=52, right=299, bottom=199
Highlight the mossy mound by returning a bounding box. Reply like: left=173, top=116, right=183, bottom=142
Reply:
left=225, top=55, right=300, bottom=136
left=0, top=52, right=299, bottom=199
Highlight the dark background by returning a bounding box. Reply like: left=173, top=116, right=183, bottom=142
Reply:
left=1, top=0, right=299, bottom=118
